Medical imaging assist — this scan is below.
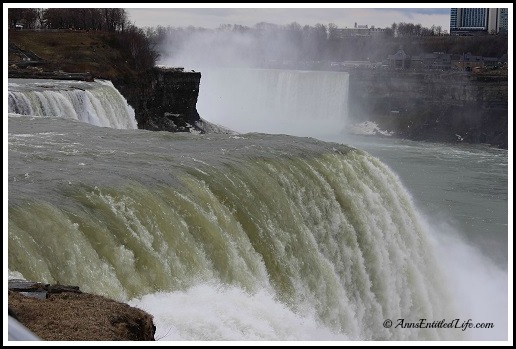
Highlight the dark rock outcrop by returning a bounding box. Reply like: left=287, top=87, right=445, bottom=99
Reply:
left=8, top=281, right=156, bottom=341
left=114, top=67, right=204, bottom=133
left=348, top=70, right=508, bottom=149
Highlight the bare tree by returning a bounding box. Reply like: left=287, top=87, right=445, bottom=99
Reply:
left=8, top=8, right=25, bottom=28
left=35, top=8, right=45, bottom=28
left=327, top=23, right=339, bottom=41
left=9, top=8, right=38, bottom=28
left=391, top=23, right=398, bottom=37
left=104, top=8, right=127, bottom=32
left=117, top=24, right=159, bottom=70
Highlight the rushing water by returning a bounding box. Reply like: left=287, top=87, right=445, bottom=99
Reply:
left=321, top=134, right=509, bottom=269
left=197, top=68, right=349, bottom=137
left=8, top=78, right=137, bottom=129
left=6, top=74, right=509, bottom=342
left=318, top=134, right=509, bottom=342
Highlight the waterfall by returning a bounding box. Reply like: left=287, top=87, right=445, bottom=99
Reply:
left=197, top=68, right=349, bottom=136
left=8, top=115, right=459, bottom=340
left=8, top=79, right=137, bottom=129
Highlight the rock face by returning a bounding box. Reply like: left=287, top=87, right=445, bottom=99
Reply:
left=114, top=67, right=203, bottom=133
left=121, top=67, right=507, bottom=147
left=348, top=70, right=508, bottom=149
left=8, top=45, right=507, bottom=147
left=8, top=281, right=155, bottom=341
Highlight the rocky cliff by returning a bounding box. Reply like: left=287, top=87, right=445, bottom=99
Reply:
left=113, top=67, right=204, bottom=133
left=8, top=31, right=508, bottom=147
left=8, top=31, right=208, bottom=134
left=348, top=70, right=508, bottom=149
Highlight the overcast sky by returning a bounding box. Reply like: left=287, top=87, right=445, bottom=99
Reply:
left=125, top=5, right=455, bottom=32
left=5, top=4, right=510, bottom=32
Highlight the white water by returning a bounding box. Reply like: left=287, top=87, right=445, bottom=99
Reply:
left=121, top=150, right=462, bottom=341
left=348, top=121, right=394, bottom=137
left=197, top=68, right=349, bottom=137
left=8, top=79, right=137, bottom=129
left=130, top=283, right=349, bottom=341
left=430, top=222, right=509, bottom=341
left=6, top=74, right=509, bottom=342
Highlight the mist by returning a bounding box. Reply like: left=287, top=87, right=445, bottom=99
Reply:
left=427, top=218, right=508, bottom=341
left=155, top=25, right=509, bottom=341
left=157, top=25, right=351, bottom=136
left=159, top=29, right=261, bottom=70
left=156, top=23, right=327, bottom=71
left=153, top=22, right=507, bottom=138
left=196, top=68, right=349, bottom=136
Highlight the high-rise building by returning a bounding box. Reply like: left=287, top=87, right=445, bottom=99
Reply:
left=450, top=8, right=458, bottom=31
left=450, top=8, right=508, bottom=34
left=498, top=8, right=508, bottom=33
left=488, top=8, right=499, bottom=33
left=461, top=8, right=488, bottom=30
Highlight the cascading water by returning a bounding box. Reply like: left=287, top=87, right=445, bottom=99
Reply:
left=197, top=68, right=349, bottom=136
left=8, top=73, right=506, bottom=341
left=8, top=114, right=462, bottom=341
left=8, top=78, right=137, bottom=129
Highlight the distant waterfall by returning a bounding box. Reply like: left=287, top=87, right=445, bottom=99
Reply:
left=8, top=79, right=137, bottom=129
left=197, top=68, right=349, bottom=136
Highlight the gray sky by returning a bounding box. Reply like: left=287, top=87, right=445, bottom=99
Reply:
left=125, top=5, right=455, bottom=32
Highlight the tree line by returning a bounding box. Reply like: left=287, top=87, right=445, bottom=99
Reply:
left=8, top=8, right=128, bottom=32
left=8, top=8, right=507, bottom=68
left=8, top=8, right=159, bottom=71
left=146, top=21, right=507, bottom=66
left=8, top=9, right=447, bottom=38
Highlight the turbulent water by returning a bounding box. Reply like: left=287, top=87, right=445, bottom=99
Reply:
left=7, top=76, right=508, bottom=341
left=197, top=68, right=349, bottom=136
left=8, top=79, right=137, bottom=129
left=8, top=115, right=462, bottom=341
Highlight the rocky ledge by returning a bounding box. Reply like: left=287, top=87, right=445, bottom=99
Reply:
left=8, top=280, right=155, bottom=341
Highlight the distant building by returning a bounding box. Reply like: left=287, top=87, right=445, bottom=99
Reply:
left=332, top=23, right=386, bottom=38
left=411, top=52, right=452, bottom=70
left=487, top=8, right=508, bottom=33
left=461, top=8, right=488, bottom=30
left=369, top=26, right=387, bottom=37
left=450, top=8, right=508, bottom=34
left=451, top=52, right=484, bottom=70
left=451, top=52, right=504, bottom=71
left=450, top=8, right=458, bottom=31
left=387, top=49, right=410, bottom=69
left=498, top=8, right=508, bottom=33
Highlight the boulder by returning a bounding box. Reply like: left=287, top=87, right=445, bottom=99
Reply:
left=8, top=281, right=155, bottom=341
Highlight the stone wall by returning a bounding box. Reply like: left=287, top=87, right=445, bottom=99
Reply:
left=348, top=70, right=508, bottom=148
